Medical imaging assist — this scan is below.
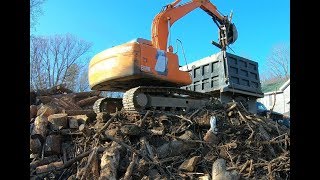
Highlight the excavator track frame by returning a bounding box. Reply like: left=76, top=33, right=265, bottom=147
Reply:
left=122, top=86, right=214, bottom=113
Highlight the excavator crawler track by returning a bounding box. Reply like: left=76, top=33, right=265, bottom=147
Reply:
left=122, top=86, right=213, bottom=113
left=93, top=97, right=123, bottom=114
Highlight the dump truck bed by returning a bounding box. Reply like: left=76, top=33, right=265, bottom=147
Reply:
left=180, top=51, right=263, bottom=98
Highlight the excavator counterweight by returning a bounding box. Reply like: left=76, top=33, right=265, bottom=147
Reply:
left=89, top=38, right=191, bottom=92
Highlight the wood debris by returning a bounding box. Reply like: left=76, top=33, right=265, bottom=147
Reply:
left=30, top=89, right=290, bottom=179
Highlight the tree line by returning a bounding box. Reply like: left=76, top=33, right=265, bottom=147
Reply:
left=30, top=0, right=92, bottom=92
left=30, top=34, right=92, bottom=92
left=260, top=43, right=290, bottom=84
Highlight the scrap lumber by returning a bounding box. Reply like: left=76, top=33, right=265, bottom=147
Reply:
left=36, top=161, right=64, bottom=174
left=43, top=135, right=62, bottom=155
left=99, top=142, right=122, bottom=180
left=76, top=96, right=100, bottom=107
left=30, top=105, right=38, bottom=119
left=48, top=113, right=68, bottom=130
left=30, top=137, right=42, bottom=154
left=31, top=115, right=49, bottom=140
left=30, top=155, right=60, bottom=170
left=37, top=104, right=59, bottom=117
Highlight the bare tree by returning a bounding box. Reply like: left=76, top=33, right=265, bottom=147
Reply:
left=265, top=43, right=290, bottom=80
left=259, top=73, right=269, bottom=84
left=30, top=34, right=92, bottom=91
left=77, top=69, right=90, bottom=92
left=64, top=64, right=80, bottom=91
left=30, top=36, right=49, bottom=90
left=30, top=0, right=46, bottom=30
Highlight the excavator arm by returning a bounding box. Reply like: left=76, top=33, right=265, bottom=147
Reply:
left=151, top=0, right=238, bottom=51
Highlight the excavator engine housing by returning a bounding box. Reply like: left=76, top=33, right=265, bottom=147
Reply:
left=88, top=38, right=192, bottom=92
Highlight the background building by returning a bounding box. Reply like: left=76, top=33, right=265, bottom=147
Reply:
left=258, top=78, right=290, bottom=115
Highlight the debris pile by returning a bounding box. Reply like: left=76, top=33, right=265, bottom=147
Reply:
left=30, top=88, right=290, bottom=180
left=30, top=85, right=104, bottom=122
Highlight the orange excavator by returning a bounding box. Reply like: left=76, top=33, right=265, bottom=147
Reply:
left=89, top=0, right=238, bottom=113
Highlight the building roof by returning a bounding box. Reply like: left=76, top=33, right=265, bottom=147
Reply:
left=261, top=78, right=289, bottom=93
left=279, top=79, right=290, bottom=91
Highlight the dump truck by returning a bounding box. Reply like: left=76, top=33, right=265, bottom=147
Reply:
left=180, top=51, right=263, bottom=114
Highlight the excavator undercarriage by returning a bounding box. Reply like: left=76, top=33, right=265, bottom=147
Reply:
left=93, top=86, right=217, bottom=114
left=122, top=86, right=214, bottom=113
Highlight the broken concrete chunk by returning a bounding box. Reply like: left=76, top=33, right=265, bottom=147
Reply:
left=179, top=156, right=201, bottom=172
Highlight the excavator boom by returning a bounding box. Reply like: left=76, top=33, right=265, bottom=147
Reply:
left=152, top=0, right=237, bottom=51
